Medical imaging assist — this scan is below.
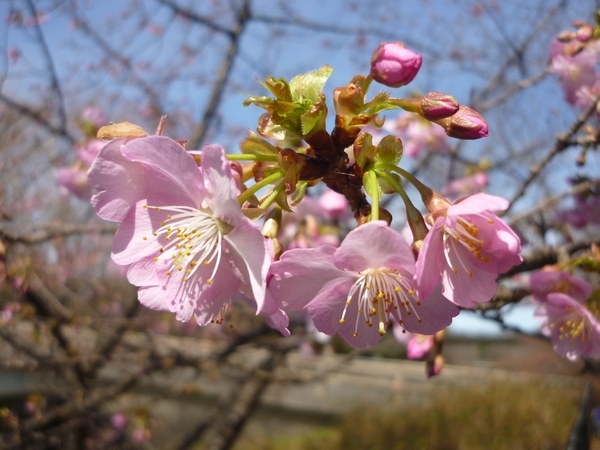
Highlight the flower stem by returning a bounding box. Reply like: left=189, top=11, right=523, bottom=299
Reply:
left=238, top=171, right=284, bottom=206
left=259, top=181, right=285, bottom=210
left=374, top=162, right=450, bottom=212
left=227, top=154, right=278, bottom=162
left=375, top=169, right=429, bottom=241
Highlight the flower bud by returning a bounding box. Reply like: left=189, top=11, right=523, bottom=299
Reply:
left=420, top=91, right=459, bottom=120
left=435, top=105, right=488, bottom=140
left=369, top=42, right=422, bottom=88
left=576, top=23, right=594, bottom=42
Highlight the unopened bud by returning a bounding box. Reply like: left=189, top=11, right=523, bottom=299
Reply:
left=420, top=92, right=459, bottom=120
left=369, top=42, right=422, bottom=88
left=435, top=105, right=488, bottom=140
left=576, top=23, right=594, bottom=42
left=334, top=83, right=365, bottom=117
left=427, top=354, right=444, bottom=378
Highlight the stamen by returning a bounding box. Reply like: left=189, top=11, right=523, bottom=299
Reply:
left=343, top=267, right=422, bottom=337
left=144, top=204, right=225, bottom=286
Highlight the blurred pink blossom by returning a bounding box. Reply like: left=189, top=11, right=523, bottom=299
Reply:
left=441, top=172, right=488, bottom=199
left=384, top=113, right=450, bottom=158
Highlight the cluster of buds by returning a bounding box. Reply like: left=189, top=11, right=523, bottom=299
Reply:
left=86, top=41, right=521, bottom=362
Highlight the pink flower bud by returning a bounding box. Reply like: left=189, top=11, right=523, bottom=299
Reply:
left=436, top=105, right=488, bottom=140
left=369, top=42, right=422, bottom=88
left=576, top=24, right=594, bottom=42
left=421, top=91, right=459, bottom=120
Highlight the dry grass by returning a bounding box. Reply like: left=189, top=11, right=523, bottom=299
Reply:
left=237, top=378, right=593, bottom=450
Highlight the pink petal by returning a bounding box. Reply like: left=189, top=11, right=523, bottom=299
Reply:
left=268, top=245, right=355, bottom=311
left=224, top=220, right=271, bottom=312
left=415, top=219, right=445, bottom=300
left=399, top=288, right=459, bottom=333
left=122, top=136, right=204, bottom=208
left=111, top=202, right=161, bottom=265
left=308, top=293, right=384, bottom=348
left=89, top=139, right=145, bottom=222
left=201, top=145, right=242, bottom=225
left=440, top=251, right=498, bottom=308
left=448, top=193, right=508, bottom=216
left=333, top=221, right=415, bottom=273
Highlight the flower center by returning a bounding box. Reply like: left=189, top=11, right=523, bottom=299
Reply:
left=339, top=267, right=422, bottom=338
left=143, top=204, right=225, bottom=284
left=443, top=216, right=491, bottom=276
left=551, top=307, right=594, bottom=344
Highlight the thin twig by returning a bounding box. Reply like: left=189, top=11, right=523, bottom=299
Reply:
left=506, top=92, right=600, bottom=212
left=188, top=0, right=251, bottom=148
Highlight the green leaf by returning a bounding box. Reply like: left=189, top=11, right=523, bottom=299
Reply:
left=289, top=65, right=333, bottom=104
left=239, top=132, right=277, bottom=155
left=375, top=135, right=403, bottom=165
left=300, top=100, right=327, bottom=137
left=262, top=76, right=294, bottom=102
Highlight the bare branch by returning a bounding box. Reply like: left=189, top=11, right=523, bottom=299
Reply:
left=188, top=0, right=251, bottom=148
left=0, top=222, right=117, bottom=244
left=23, top=0, right=69, bottom=141
left=506, top=92, right=600, bottom=211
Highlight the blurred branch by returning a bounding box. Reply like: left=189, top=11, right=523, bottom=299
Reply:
left=156, top=0, right=234, bottom=35
left=506, top=92, right=600, bottom=212
left=471, top=0, right=566, bottom=109
left=503, top=239, right=598, bottom=277
left=203, top=347, right=283, bottom=450
left=0, top=92, right=75, bottom=145
left=20, top=350, right=162, bottom=435
left=81, top=296, right=140, bottom=385
left=477, top=68, right=549, bottom=111
left=474, top=285, right=531, bottom=313
left=23, top=0, right=69, bottom=143
left=188, top=0, right=251, bottom=148
left=508, top=178, right=600, bottom=226
left=0, top=222, right=117, bottom=244
left=567, top=382, right=593, bottom=450
left=70, top=12, right=164, bottom=118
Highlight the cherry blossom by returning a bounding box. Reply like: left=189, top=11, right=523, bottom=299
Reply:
left=416, top=193, right=522, bottom=308
left=89, top=136, right=272, bottom=324
left=535, top=292, right=600, bottom=361
left=268, top=221, right=459, bottom=348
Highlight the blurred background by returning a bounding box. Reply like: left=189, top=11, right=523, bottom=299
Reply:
left=1, top=0, right=600, bottom=448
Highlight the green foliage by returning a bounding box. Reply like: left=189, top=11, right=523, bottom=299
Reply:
left=289, top=65, right=333, bottom=104
left=236, top=380, right=585, bottom=450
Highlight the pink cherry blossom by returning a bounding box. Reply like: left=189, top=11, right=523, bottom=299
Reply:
left=530, top=269, right=592, bottom=303
left=56, top=167, right=94, bottom=200
left=441, top=172, right=488, bottom=199
left=416, top=193, right=522, bottom=308
left=384, top=113, right=450, bottom=158
left=549, top=43, right=598, bottom=105
left=81, top=107, right=107, bottom=129
left=268, top=221, right=459, bottom=348
left=88, top=137, right=153, bottom=222
left=393, top=328, right=434, bottom=360
left=89, top=136, right=271, bottom=324
left=535, top=292, right=600, bottom=361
